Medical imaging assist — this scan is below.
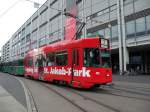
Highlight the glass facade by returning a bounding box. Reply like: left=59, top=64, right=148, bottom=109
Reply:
left=89, top=0, right=150, bottom=41
left=124, top=0, right=134, bottom=16
left=111, top=25, right=118, bottom=38
left=126, top=20, right=135, bottom=37
left=146, top=15, right=150, bottom=33
left=104, top=28, right=111, bottom=39
left=98, top=30, right=104, bottom=37
left=136, top=17, right=146, bottom=35
left=134, top=0, right=150, bottom=13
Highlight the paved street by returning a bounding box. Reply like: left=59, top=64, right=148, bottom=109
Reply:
left=0, top=72, right=150, bottom=112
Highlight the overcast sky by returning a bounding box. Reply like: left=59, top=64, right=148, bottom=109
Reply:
left=0, top=0, right=47, bottom=55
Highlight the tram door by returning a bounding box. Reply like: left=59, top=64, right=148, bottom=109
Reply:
left=37, top=54, right=45, bottom=80
left=72, top=49, right=80, bottom=83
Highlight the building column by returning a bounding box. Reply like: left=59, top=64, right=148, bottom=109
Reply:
left=61, top=0, right=64, bottom=40
left=37, top=10, right=40, bottom=49
left=117, top=0, right=129, bottom=74
left=124, top=47, right=129, bottom=71
left=82, top=0, right=87, bottom=38
left=120, top=0, right=129, bottom=72
left=144, top=52, right=148, bottom=73
left=117, top=0, right=124, bottom=74
left=47, top=0, right=50, bottom=45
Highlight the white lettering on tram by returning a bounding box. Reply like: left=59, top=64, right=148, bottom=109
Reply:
left=44, top=68, right=49, bottom=74
left=82, top=67, right=91, bottom=77
left=50, top=67, right=67, bottom=75
left=25, top=67, right=91, bottom=77
left=25, top=68, right=34, bottom=73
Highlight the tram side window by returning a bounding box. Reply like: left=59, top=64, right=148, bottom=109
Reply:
left=37, top=54, right=46, bottom=67
left=47, top=53, right=55, bottom=66
left=18, top=59, right=23, bottom=66
left=28, top=58, right=33, bottom=66
left=56, top=51, right=68, bottom=66
left=84, top=48, right=100, bottom=67
left=35, top=55, right=38, bottom=67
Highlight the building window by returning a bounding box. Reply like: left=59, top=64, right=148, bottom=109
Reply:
left=39, top=37, right=46, bottom=47
left=22, top=28, right=25, bottom=36
left=136, top=17, right=146, bottom=36
left=26, top=35, right=30, bottom=43
left=104, top=28, right=111, bottom=39
left=98, top=30, right=104, bottom=37
left=111, top=25, right=118, bottom=39
left=124, top=0, right=134, bottom=16
left=31, top=42, right=37, bottom=49
left=146, top=15, right=150, bottom=33
left=134, top=0, right=150, bottom=13
left=18, top=32, right=21, bottom=38
left=126, top=20, right=135, bottom=37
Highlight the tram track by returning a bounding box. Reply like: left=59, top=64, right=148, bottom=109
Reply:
left=18, top=78, right=40, bottom=112
left=16, top=77, right=123, bottom=112
left=112, top=87, right=150, bottom=96
left=16, top=76, right=149, bottom=112
left=62, top=87, right=121, bottom=112
left=39, top=82, right=121, bottom=112
left=60, top=84, right=150, bottom=103
left=104, top=85, right=150, bottom=97
left=3, top=74, right=40, bottom=112
left=99, top=89, right=150, bottom=102
left=92, top=86, right=150, bottom=102
left=20, top=77, right=88, bottom=112
left=39, top=82, right=88, bottom=112
left=54, top=84, right=150, bottom=103
left=16, top=76, right=121, bottom=112
left=26, top=85, right=39, bottom=112
left=112, top=84, right=150, bottom=93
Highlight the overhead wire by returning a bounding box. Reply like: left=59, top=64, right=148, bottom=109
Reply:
left=0, top=0, right=23, bottom=19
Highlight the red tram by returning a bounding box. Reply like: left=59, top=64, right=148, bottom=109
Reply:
left=24, top=37, right=112, bottom=88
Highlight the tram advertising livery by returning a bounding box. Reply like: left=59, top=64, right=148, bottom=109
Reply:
left=0, top=0, right=112, bottom=89
left=24, top=37, right=112, bottom=88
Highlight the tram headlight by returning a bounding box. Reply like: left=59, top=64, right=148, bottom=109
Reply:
left=106, top=74, right=110, bottom=77
left=96, top=72, right=100, bottom=75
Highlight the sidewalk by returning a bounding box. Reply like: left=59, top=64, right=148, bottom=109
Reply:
left=113, top=74, right=150, bottom=84
left=0, top=72, right=27, bottom=112
left=0, top=86, right=26, bottom=112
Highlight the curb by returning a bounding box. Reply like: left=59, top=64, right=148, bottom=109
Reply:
left=14, top=77, right=33, bottom=112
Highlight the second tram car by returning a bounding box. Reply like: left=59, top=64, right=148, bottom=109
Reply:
left=24, top=37, right=112, bottom=88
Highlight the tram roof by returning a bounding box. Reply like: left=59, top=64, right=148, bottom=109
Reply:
left=26, top=36, right=106, bottom=56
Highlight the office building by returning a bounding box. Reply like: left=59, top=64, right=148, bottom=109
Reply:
left=1, top=0, right=150, bottom=74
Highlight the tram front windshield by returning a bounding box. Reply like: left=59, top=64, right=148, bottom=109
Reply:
left=83, top=48, right=111, bottom=68
left=101, top=50, right=111, bottom=68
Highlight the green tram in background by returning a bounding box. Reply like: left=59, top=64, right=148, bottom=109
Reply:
left=0, top=59, right=24, bottom=76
